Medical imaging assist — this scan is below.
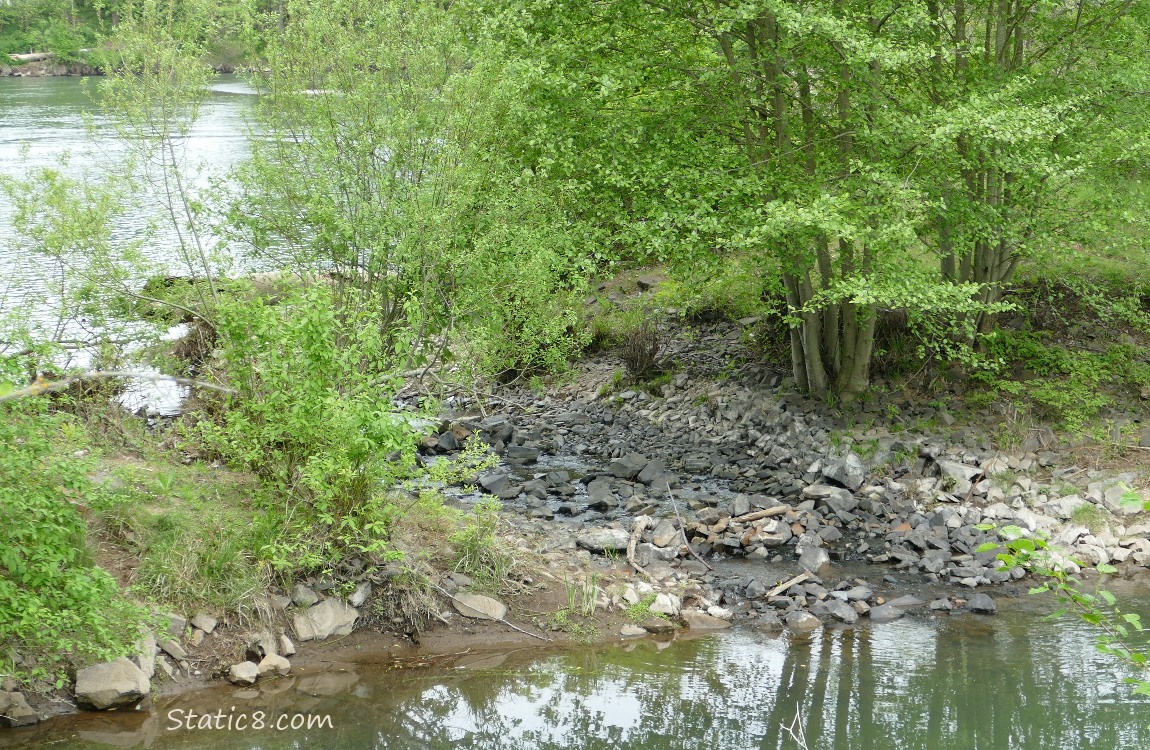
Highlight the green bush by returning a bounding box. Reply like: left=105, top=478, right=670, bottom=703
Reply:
left=190, top=286, right=420, bottom=573
left=0, top=404, right=147, bottom=686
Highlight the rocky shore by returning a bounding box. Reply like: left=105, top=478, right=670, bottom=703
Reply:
left=4, top=292, right=1149, bottom=731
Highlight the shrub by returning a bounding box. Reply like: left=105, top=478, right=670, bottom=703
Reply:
left=0, top=404, right=147, bottom=686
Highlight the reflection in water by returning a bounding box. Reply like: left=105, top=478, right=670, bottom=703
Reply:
left=5, top=602, right=1147, bottom=750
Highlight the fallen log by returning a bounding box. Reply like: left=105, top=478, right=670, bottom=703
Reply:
left=7, top=52, right=55, bottom=63
left=733, top=506, right=790, bottom=523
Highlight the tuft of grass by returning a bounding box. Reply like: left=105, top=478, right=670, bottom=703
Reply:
left=1070, top=502, right=1110, bottom=533
left=450, top=498, right=514, bottom=590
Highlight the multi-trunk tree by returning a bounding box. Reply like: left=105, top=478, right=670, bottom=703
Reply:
left=483, top=0, right=1150, bottom=397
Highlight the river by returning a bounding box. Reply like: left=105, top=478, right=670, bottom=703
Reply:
left=1, top=594, right=1148, bottom=749
left=0, top=75, right=253, bottom=410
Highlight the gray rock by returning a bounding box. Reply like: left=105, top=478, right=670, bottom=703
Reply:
left=803, top=484, right=859, bottom=513
left=929, top=598, right=954, bottom=611
left=966, top=593, right=997, bottom=614
left=785, top=611, right=821, bottom=631
left=478, top=472, right=510, bottom=495
left=609, top=453, right=649, bottom=479
left=620, top=624, right=647, bottom=637
left=0, top=692, right=37, bottom=727
left=641, top=618, right=676, bottom=634
left=680, top=609, right=732, bottom=630
left=279, top=634, right=297, bottom=656
left=651, top=518, right=679, bottom=548
left=257, top=654, right=292, bottom=677
left=75, top=658, right=151, bottom=710
left=936, top=459, right=982, bottom=483
left=798, top=546, right=831, bottom=576
left=158, top=639, right=187, bottom=661
left=637, top=458, right=668, bottom=486
left=810, top=598, right=859, bottom=625
left=506, top=445, right=540, bottom=463
left=190, top=614, right=218, bottom=634
left=649, top=593, right=682, bottom=616
left=822, top=452, right=867, bottom=491
left=832, top=585, right=873, bottom=602
left=755, top=611, right=784, bottom=630
left=165, top=613, right=187, bottom=639
left=227, top=662, right=259, bottom=686
left=292, top=599, right=359, bottom=642
left=131, top=631, right=156, bottom=679
left=868, top=604, right=905, bottom=623
left=576, top=528, right=630, bottom=552
left=291, top=583, right=320, bottom=608
left=348, top=581, right=372, bottom=607
left=452, top=593, right=507, bottom=621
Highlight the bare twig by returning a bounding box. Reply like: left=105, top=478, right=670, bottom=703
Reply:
left=733, top=506, right=789, bottom=523
left=0, top=371, right=237, bottom=402
left=782, top=707, right=810, bottom=750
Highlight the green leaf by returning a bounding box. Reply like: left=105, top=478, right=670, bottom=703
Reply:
left=1097, top=564, right=1119, bottom=576
left=976, top=542, right=1001, bottom=553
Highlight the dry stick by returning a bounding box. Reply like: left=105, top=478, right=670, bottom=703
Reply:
left=0, top=371, right=238, bottom=402
left=428, top=582, right=551, bottom=642
left=626, top=516, right=656, bottom=582
left=666, top=485, right=714, bottom=572
left=732, top=506, right=789, bottom=523
left=766, top=572, right=812, bottom=598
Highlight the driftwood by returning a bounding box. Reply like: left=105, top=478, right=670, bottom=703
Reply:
left=732, top=506, right=790, bottom=523
left=626, top=515, right=654, bottom=580
left=0, top=371, right=237, bottom=402
left=7, top=52, right=54, bottom=63
left=766, top=572, right=811, bottom=598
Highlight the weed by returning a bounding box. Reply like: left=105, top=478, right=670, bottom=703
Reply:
left=450, top=498, right=513, bottom=589
left=625, top=593, right=664, bottom=623
left=565, top=573, right=600, bottom=617
left=1070, top=503, right=1110, bottom=533
left=620, top=317, right=664, bottom=380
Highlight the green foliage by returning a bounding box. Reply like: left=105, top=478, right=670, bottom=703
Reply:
left=1069, top=503, right=1111, bottom=534
left=980, top=521, right=1150, bottom=696
left=975, top=331, right=1150, bottom=431
left=424, top=436, right=499, bottom=488
left=450, top=498, right=513, bottom=589
left=0, top=404, right=147, bottom=685
left=625, top=593, right=662, bottom=623
left=191, top=286, right=419, bottom=573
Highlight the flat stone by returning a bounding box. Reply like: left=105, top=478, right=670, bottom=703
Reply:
left=257, top=654, right=292, bottom=677
left=75, top=658, right=150, bottom=710
left=680, top=609, right=732, bottom=630
left=165, top=613, right=187, bottom=639
left=452, top=593, right=507, bottom=621
left=868, top=604, right=905, bottom=623
left=292, top=599, right=359, bottom=642
left=189, top=614, right=218, bottom=634
left=637, top=458, right=668, bottom=486
left=936, top=459, right=982, bottom=483
left=279, top=634, right=297, bottom=656
left=478, top=472, right=510, bottom=495
left=227, top=662, right=259, bottom=686
left=576, top=528, right=630, bottom=552
left=506, top=445, right=540, bottom=463
left=803, top=484, right=859, bottom=513
left=158, top=639, right=187, bottom=661
left=620, top=624, right=647, bottom=637
left=640, top=618, right=676, bottom=634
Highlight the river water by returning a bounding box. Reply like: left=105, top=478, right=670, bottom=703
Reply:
left=0, top=75, right=252, bottom=410
left=1, top=594, right=1149, bottom=749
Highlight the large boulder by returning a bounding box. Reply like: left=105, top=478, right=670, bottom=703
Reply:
left=292, top=599, right=359, bottom=642
left=576, top=528, right=630, bottom=553
left=75, top=658, right=150, bottom=710
left=609, top=453, right=649, bottom=480
left=821, top=453, right=867, bottom=491
left=680, top=609, right=732, bottom=630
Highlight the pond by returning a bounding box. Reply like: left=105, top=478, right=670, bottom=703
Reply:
left=3, top=593, right=1148, bottom=750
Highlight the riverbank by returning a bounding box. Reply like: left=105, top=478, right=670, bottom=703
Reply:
left=5, top=271, right=1150, bottom=733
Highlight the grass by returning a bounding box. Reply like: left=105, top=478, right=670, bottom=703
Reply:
left=625, top=593, right=664, bottom=623
left=87, top=457, right=274, bottom=615
left=1070, top=503, right=1111, bottom=533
